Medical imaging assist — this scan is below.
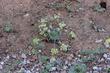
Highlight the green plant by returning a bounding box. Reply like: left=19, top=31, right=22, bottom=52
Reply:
left=69, top=31, right=76, bottom=39
left=81, top=57, right=96, bottom=63
left=48, top=28, right=60, bottom=42
left=31, top=49, right=38, bottom=55
left=40, top=56, right=49, bottom=63
left=38, top=22, right=49, bottom=37
left=32, top=37, right=45, bottom=49
left=51, top=48, right=59, bottom=56
left=58, top=21, right=66, bottom=30
left=107, top=67, right=110, bottom=73
left=60, top=43, right=69, bottom=52
left=3, top=22, right=13, bottom=33
left=80, top=48, right=106, bottom=55
left=69, top=63, right=87, bottom=73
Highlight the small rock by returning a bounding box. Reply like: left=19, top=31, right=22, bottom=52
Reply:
left=93, top=71, right=99, bottom=73
left=24, top=13, right=30, bottom=17
left=63, top=65, right=68, bottom=70
left=50, top=67, right=57, bottom=71
left=93, top=66, right=102, bottom=71
left=12, top=54, right=16, bottom=59
left=38, top=50, right=42, bottom=53
left=65, top=60, right=69, bottom=65
left=21, top=53, right=27, bottom=59
left=26, top=60, right=30, bottom=64
left=0, top=62, right=4, bottom=65
left=61, top=70, right=66, bottom=73
left=95, top=39, right=103, bottom=43
left=98, top=58, right=104, bottom=62
left=93, top=66, right=99, bottom=70
left=25, top=70, right=31, bottom=73
left=22, top=59, right=27, bottom=65
left=0, top=65, right=3, bottom=69
left=103, top=54, right=108, bottom=58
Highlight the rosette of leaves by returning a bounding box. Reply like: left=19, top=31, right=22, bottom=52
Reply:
left=47, top=28, right=60, bottom=42
left=69, top=63, right=87, bottom=73
left=69, top=31, right=76, bottom=39
left=3, top=22, right=13, bottom=33
left=38, top=22, right=49, bottom=37
left=51, top=48, right=59, bottom=56
left=32, top=37, right=45, bottom=49
left=60, top=43, right=69, bottom=52
left=58, top=21, right=66, bottom=30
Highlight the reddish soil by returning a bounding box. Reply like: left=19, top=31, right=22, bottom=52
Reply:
left=0, top=0, right=110, bottom=54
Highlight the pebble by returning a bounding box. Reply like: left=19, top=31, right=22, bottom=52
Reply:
left=0, top=62, right=4, bottom=65
left=63, top=65, right=68, bottom=70
left=103, top=54, right=108, bottom=58
left=93, top=66, right=99, bottom=70
left=22, top=59, right=27, bottom=65
left=93, top=66, right=102, bottom=71
left=12, top=54, right=16, bottom=59
left=21, top=53, right=27, bottom=59
left=61, top=70, right=66, bottom=73
left=51, top=67, right=57, bottom=71
left=25, top=70, right=31, bottom=73
left=0, top=65, right=3, bottom=69
left=24, top=13, right=30, bottom=17
left=93, top=71, right=99, bottom=73
left=95, top=39, right=103, bottom=43
left=98, top=58, right=105, bottom=63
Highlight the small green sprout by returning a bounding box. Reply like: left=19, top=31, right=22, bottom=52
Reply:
left=60, top=43, right=69, bottom=52
left=69, top=63, right=87, bottom=73
left=80, top=48, right=106, bottom=55
left=38, top=23, right=48, bottom=36
left=69, top=31, right=76, bottom=39
left=3, top=22, right=13, bottom=33
left=59, top=21, right=66, bottom=29
left=51, top=48, right=59, bottom=56
left=32, top=37, right=45, bottom=49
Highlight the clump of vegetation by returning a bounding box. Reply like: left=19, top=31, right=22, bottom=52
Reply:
left=69, top=63, right=87, bottom=73
left=60, top=43, right=69, bottom=52
left=104, top=37, right=110, bottom=48
left=47, top=28, right=60, bottom=42
left=48, top=0, right=73, bottom=12
left=38, top=14, right=67, bottom=43
left=79, top=48, right=106, bottom=55
left=106, top=67, right=110, bottom=73
left=68, top=31, right=77, bottom=39
left=40, top=55, right=49, bottom=63
left=32, top=37, right=45, bottom=49
left=38, top=18, right=49, bottom=37
left=58, top=21, right=66, bottom=30
left=51, top=48, right=59, bottom=56
left=81, top=57, right=96, bottom=63
left=3, top=22, right=13, bottom=33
